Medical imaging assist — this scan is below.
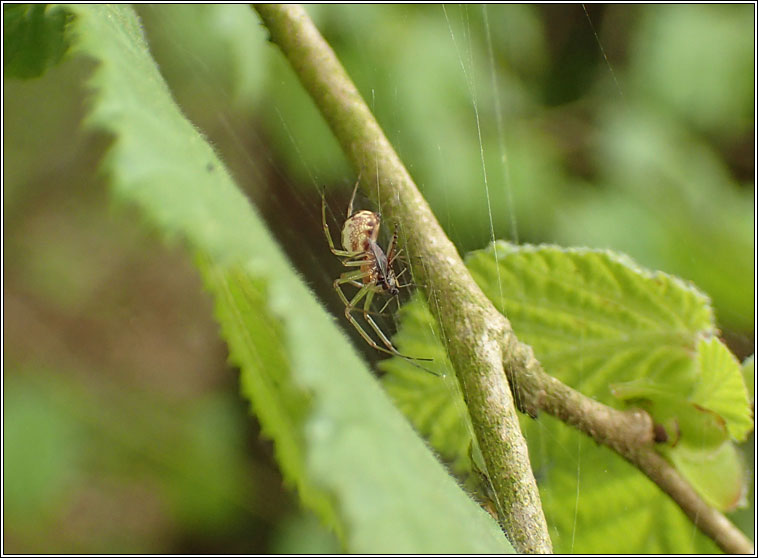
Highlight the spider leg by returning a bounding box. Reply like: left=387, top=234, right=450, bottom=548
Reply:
left=339, top=282, right=392, bottom=348
left=341, top=258, right=369, bottom=267
left=333, top=271, right=389, bottom=318
left=377, top=295, right=396, bottom=314
left=393, top=266, right=430, bottom=290
left=333, top=270, right=370, bottom=309
left=385, top=223, right=399, bottom=263
left=388, top=248, right=426, bottom=289
left=358, top=289, right=433, bottom=361
left=346, top=175, right=361, bottom=218
left=322, top=191, right=363, bottom=258
left=345, top=279, right=388, bottom=316
left=338, top=281, right=397, bottom=357
left=388, top=247, right=404, bottom=265
left=389, top=247, right=430, bottom=289
left=360, top=289, right=395, bottom=351
left=390, top=263, right=424, bottom=290
left=333, top=273, right=430, bottom=361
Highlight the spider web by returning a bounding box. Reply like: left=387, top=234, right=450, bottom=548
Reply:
left=133, top=5, right=602, bottom=550
left=136, top=5, right=754, bottom=553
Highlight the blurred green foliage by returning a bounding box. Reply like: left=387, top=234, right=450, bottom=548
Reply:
left=134, top=4, right=755, bottom=332
left=3, top=4, right=753, bottom=553
left=3, top=4, right=70, bottom=78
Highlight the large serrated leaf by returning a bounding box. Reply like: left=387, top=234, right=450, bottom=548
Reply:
left=380, top=296, right=473, bottom=474
left=472, top=243, right=751, bottom=523
left=384, top=242, right=751, bottom=552
left=470, top=242, right=715, bottom=389
left=467, top=243, right=750, bottom=446
left=63, top=4, right=512, bottom=552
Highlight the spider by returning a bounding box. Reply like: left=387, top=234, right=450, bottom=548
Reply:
left=321, top=180, right=430, bottom=361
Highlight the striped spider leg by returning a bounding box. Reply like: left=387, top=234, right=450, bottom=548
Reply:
left=321, top=182, right=431, bottom=361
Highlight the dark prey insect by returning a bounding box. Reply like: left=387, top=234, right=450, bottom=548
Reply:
left=321, top=180, right=431, bottom=361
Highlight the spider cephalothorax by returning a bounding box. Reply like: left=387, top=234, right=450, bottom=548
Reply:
left=321, top=181, right=425, bottom=360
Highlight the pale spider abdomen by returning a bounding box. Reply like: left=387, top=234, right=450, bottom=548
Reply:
left=341, top=209, right=380, bottom=253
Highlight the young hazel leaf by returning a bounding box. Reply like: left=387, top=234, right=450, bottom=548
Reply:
left=467, top=242, right=751, bottom=448
left=663, top=440, right=747, bottom=512
left=690, top=337, right=753, bottom=441
left=385, top=241, right=750, bottom=552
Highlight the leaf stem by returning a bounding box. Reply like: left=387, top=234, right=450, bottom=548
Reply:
left=252, top=4, right=752, bottom=554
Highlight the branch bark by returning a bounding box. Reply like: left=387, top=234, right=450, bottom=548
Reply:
left=253, top=4, right=550, bottom=553
left=253, top=4, right=753, bottom=555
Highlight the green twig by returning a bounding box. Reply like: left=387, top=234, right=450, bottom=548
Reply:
left=253, top=4, right=550, bottom=552
left=506, top=344, right=753, bottom=554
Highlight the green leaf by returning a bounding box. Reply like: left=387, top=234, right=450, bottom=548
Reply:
left=385, top=242, right=750, bottom=552
left=199, top=267, right=334, bottom=532
left=469, top=243, right=751, bottom=517
left=64, top=4, right=512, bottom=552
left=467, top=242, right=750, bottom=447
left=610, top=379, right=729, bottom=450
left=741, top=355, right=754, bottom=403
left=468, top=242, right=708, bottom=396
left=690, top=337, right=752, bottom=442
left=664, top=441, right=746, bottom=512
left=380, top=294, right=474, bottom=474
left=197, top=262, right=514, bottom=553
left=608, top=335, right=752, bottom=452
left=3, top=4, right=70, bottom=79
